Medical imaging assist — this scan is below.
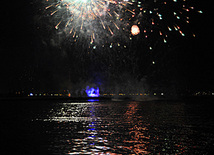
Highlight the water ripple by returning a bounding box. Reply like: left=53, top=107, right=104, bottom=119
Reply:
left=32, top=101, right=214, bottom=154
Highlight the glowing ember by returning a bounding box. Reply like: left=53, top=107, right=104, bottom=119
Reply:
left=131, top=25, right=140, bottom=36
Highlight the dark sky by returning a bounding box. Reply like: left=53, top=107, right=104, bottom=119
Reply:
left=1, top=0, right=213, bottom=93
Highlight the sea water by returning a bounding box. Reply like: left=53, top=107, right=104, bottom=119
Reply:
left=2, top=99, right=214, bottom=154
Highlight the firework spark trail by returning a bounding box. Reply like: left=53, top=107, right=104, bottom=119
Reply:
left=43, top=0, right=202, bottom=48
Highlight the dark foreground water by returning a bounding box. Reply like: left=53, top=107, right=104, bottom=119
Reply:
left=2, top=98, right=214, bottom=154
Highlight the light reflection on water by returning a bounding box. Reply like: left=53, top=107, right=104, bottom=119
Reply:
left=33, top=101, right=214, bottom=154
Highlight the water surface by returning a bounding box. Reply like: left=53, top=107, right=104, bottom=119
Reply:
left=2, top=99, right=214, bottom=154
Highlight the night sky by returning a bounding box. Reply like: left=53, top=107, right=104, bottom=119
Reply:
left=1, top=0, right=213, bottom=94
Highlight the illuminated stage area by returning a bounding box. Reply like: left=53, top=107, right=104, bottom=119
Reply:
left=85, top=86, right=99, bottom=97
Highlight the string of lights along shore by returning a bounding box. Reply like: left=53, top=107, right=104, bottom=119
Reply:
left=44, top=0, right=202, bottom=49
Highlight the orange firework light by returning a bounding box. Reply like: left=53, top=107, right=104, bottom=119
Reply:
left=131, top=25, right=140, bottom=35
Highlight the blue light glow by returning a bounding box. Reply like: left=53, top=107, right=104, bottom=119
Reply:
left=85, top=86, right=99, bottom=97
left=88, top=99, right=99, bottom=102
left=88, top=128, right=96, bottom=131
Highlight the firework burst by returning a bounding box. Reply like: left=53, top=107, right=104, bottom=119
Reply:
left=43, top=0, right=202, bottom=48
left=44, top=0, right=134, bottom=45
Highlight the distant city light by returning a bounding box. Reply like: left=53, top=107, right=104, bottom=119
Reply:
left=68, top=93, right=71, bottom=97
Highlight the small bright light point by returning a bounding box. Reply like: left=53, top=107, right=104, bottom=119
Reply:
left=131, top=25, right=140, bottom=35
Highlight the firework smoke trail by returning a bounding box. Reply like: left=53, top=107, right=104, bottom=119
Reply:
left=43, top=0, right=202, bottom=48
